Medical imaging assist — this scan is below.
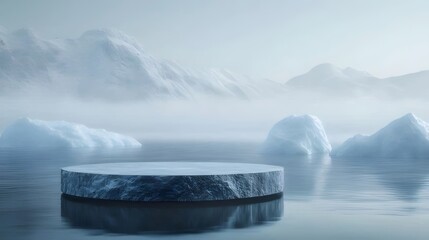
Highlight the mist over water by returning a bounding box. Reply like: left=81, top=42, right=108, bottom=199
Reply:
left=1, top=94, right=428, bottom=146
left=1, top=26, right=428, bottom=146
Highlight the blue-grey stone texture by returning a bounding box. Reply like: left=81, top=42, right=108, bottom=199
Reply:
left=61, top=162, right=284, bottom=201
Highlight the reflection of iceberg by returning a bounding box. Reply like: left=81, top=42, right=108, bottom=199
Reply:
left=61, top=194, right=283, bottom=234
left=326, top=157, right=429, bottom=202
left=260, top=154, right=331, bottom=199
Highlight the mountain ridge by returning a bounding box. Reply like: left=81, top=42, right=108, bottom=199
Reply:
left=1, top=27, right=428, bottom=100
left=0, top=27, right=285, bottom=100
left=285, top=63, right=429, bottom=99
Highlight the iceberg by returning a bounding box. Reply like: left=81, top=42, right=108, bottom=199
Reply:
left=0, top=118, right=141, bottom=148
left=331, top=113, right=429, bottom=158
left=263, top=114, right=332, bottom=155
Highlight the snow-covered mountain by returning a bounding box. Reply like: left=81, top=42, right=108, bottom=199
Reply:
left=285, top=63, right=392, bottom=97
left=0, top=27, right=285, bottom=100
left=285, top=63, right=429, bottom=99
left=2, top=26, right=428, bottom=101
left=287, top=63, right=376, bottom=89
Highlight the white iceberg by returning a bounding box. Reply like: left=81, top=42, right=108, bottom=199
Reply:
left=331, top=113, right=429, bottom=158
left=0, top=118, right=141, bottom=148
left=263, top=114, right=332, bottom=155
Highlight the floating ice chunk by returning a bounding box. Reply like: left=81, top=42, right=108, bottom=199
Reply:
left=263, top=114, right=332, bottom=155
left=0, top=118, right=141, bottom=148
left=331, top=113, right=429, bottom=158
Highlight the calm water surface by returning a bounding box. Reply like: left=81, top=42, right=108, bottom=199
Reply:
left=1, top=141, right=429, bottom=240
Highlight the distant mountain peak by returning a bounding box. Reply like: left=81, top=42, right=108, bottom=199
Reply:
left=78, top=28, right=146, bottom=55
left=80, top=28, right=131, bottom=40
left=305, top=63, right=373, bottom=79
left=285, top=63, right=377, bottom=95
left=307, top=63, right=341, bottom=76
left=310, top=62, right=338, bottom=70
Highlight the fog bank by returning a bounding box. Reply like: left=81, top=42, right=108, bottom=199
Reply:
left=1, top=95, right=427, bottom=145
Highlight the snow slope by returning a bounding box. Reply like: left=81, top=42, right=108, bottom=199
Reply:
left=331, top=113, right=429, bottom=158
left=0, top=118, right=142, bottom=148
left=285, top=63, right=393, bottom=97
left=0, top=27, right=284, bottom=100
left=386, top=70, right=429, bottom=99
left=263, top=114, right=332, bottom=155
left=285, top=63, right=429, bottom=99
left=2, top=26, right=428, bottom=100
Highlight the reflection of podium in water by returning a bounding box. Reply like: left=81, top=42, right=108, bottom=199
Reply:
left=61, top=194, right=284, bottom=234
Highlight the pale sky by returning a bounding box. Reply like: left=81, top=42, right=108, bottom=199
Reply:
left=1, top=0, right=428, bottom=82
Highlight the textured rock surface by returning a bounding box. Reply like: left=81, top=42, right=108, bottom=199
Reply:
left=61, top=162, right=284, bottom=201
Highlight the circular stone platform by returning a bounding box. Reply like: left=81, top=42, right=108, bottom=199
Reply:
left=61, top=162, right=284, bottom=202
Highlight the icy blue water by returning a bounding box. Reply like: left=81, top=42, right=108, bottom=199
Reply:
left=1, top=141, right=429, bottom=240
